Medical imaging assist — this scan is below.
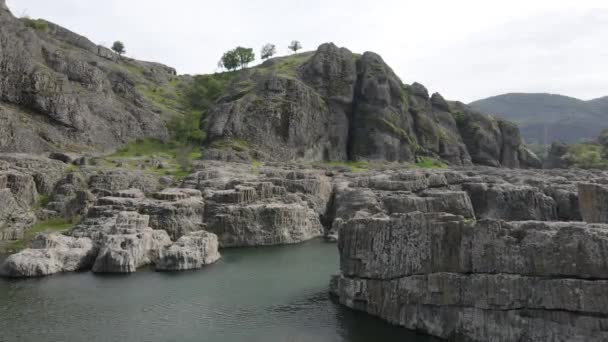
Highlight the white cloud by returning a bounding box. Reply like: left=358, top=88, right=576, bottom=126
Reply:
left=7, top=0, right=608, bottom=102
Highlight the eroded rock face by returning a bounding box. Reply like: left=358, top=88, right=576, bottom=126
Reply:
left=0, top=233, right=96, bottom=277
left=156, top=230, right=220, bottom=271
left=332, top=213, right=608, bottom=341
left=578, top=183, right=608, bottom=223
left=205, top=43, right=536, bottom=167
left=0, top=6, right=170, bottom=152
left=195, top=162, right=330, bottom=247
left=90, top=212, right=172, bottom=273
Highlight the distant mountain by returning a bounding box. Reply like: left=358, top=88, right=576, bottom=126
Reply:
left=470, top=93, right=608, bottom=144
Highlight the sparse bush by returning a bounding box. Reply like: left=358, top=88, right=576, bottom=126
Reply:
left=176, top=145, right=194, bottom=171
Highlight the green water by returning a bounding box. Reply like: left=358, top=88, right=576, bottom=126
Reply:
left=0, top=239, right=434, bottom=342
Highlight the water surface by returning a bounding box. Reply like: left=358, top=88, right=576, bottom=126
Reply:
left=0, top=239, right=435, bottom=342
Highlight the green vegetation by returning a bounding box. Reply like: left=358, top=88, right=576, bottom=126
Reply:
left=21, top=18, right=49, bottom=31
left=258, top=52, right=312, bottom=78
left=563, top=143, right=608, bottom=169
left=112, top=41, right=126, bottom=56
left=251, top=159, right=263, bottom=174
left=34, top=195, right=51, bottom=210
left=107, top=139, right=201, bottom=181
left=321, top=161, right=370, bottom=173
left=415, top=157, right=448, bottom=169
left=3, top=218, right=76, bottom=253
left=452, top=112, right=467, bottom=127
left=219, top=47, right=255, bottom=71
left=261, top=43, right=277, bottom=60
left=210, top=138, right=250, bottom=152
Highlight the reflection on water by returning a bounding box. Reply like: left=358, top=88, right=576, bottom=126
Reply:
left=0, top=239, right=435, bottom=342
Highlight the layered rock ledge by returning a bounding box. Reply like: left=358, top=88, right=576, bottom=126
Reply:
left=330, top=170, right=608, bottom=341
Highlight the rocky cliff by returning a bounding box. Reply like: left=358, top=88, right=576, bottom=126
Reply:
left=329, top=166, right=608, bottom=341
left=205, top=43, right=540, bottom=168
left=0, top=3, right=176, bottom=153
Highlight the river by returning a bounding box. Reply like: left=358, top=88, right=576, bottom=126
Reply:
left=0, top=239, right=435, bottom=342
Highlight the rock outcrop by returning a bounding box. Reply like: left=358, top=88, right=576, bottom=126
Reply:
left=0, top=233, right=96, bottom=277
left=0, top=5, right=173, bottom=153
left=156, top=230, right=220, bottom=271
left=331, top=213, right=608, bottom=341
left=578, top=183, right=608, bottom=223
left=205, top=43, right=538, bottom=168
left=91, top=212, right=172, bottom=273
left=192, top=162, right=328, bottom=247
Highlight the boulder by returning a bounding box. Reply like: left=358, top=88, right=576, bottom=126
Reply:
left=156, top=231, right=220, bottom=271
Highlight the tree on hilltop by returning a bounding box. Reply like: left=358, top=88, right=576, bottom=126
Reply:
left=219, top=47, right=255, bottom=71
left=112, top=41, right=125, bottom=56
left=288, top=40, right=302, bottom=53
left=261, top=43, right=276, bottom=60
left=234, top=47, right=255, bottom=68
left=219, top=50, right=239, bottom=71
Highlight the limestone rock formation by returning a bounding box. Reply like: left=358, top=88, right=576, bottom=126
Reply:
left=205, top=43, right=538, bottom=167
left=90, top=212, right=172, bottom=273
left=578, top=183, right=608, bottom=223
left=332, top=213, right=608, bottom=341
left=0, top=233, right=96, bottom=277
left=156, top=230, right=220, bottom=271
left=0, top=5, right=172, bottom=153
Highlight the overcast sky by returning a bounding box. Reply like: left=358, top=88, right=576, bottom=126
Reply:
left=6, top=0, right=608, bottom=102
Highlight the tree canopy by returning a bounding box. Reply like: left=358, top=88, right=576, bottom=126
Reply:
left=112, top=41, right=125, bottom=55
left=261, top=44, right=276, bottom=60
left=219, top=47, right=255, bottom=71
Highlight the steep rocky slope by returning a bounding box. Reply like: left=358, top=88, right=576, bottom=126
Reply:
left=470, top=93, right=608, bottom=144
left=0, top=2, right=178, bottom=153
left=205, top=44, right=540, bottom=168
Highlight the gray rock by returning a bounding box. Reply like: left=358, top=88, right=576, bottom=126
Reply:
left=463, top=182, right=557, bottom=221
left=0, top=7, right=171, bottom=153
left=91, top=212, right=172, bottom=273
left=206, top=202, right=323, bottom=247
left=334, top=212, right=608, bottom=341
left=0, top=233, right=96, bottom=277
left=578, top=183, right=608, bottom=223
left=156, top=230, right=220, bottom=271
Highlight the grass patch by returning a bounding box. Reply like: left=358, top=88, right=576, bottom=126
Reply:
left=251, top=159, right=263, bottom=174
left=105, top=139, right=202, bottom=181
left=4, top=218, right=76, bottom=253
left=258, top=52, right=313, bottom=78
left=21, top=18, right=49, bottom=31
left=322, top=160, right=370, bottom=173
left=33, top=195, right=51, bottom=210
left=415, top=157, right=448, bottom=169
left=210, top=138, right=250, bottom=152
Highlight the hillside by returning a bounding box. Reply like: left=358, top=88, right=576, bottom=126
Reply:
left=0, top=2, right=538, bottom=168
left=470, top=93, right=608, bottom=144
left=203, top=45, right=539, bottom=168
left=0, top=2, right=187, bottom=153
